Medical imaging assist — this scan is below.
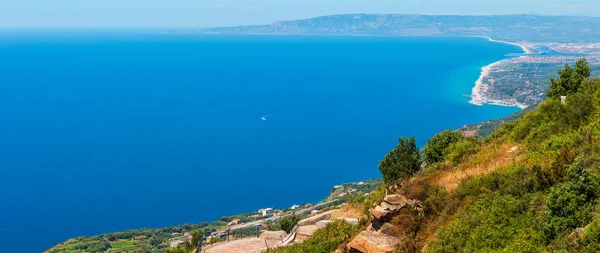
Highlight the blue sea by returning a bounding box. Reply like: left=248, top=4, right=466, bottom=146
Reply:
left=0, top=31, right=520, bottom=252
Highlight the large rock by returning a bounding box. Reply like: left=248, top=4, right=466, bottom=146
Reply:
left=297, top=210, right=334, bottom=226
left=316, top=219, right=334, bottom=228
left=337, top=217, right=359, bottom=225
left=370, top=205, right=393, bottom=222
left=296, top=225, right=320, bottom=241
left=380, top=201, right=404, bottom=213
left=347, top=230, right=399, bottom=253
left=383, top=194, right=409, bottom=206
left=259, top=230, right=287, bottom=241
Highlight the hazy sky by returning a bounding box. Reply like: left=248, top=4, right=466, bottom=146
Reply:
left=2, top=0, right=600, bottom=27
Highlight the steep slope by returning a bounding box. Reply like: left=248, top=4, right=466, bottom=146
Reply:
left=340, top=59, right=600, bottom=252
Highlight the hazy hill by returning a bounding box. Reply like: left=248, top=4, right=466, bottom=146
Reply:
left=200, top=14, right=600, bottom=42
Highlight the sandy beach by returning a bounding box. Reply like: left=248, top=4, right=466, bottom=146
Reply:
left=477, top=36, right=534, bottom=54
left=469, top=37, right=531, bottom=109
left=469, top=58, right=529, bottom=109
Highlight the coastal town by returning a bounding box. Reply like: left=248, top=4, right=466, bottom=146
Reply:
left=47, top=180, right=380, bottom=253
left=470, top=42, right=600, bottom=108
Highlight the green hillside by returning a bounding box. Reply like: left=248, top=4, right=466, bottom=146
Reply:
left=366, top=58, right=600, bottom=252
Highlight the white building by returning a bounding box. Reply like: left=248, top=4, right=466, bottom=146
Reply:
left=258, top=208, right=274, bottom=217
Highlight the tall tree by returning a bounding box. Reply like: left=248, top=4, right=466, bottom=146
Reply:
left=547, top=58, right=592, bottom=98
left=378, top=136, right=421, bottom=185
left=191, top=229, right=203, bottom=250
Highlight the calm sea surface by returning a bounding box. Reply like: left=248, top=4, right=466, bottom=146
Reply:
left=0, top=32, right=520, bottom=252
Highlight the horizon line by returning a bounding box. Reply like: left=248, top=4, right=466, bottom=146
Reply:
left=2, top=12, right=600, bottom=29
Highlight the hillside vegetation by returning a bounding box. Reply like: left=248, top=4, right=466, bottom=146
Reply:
left=268, top=59, right=600, bottom=253
left=361, top=58, right=600, bottom=252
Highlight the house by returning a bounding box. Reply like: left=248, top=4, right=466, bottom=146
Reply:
left=290, top=204, right=300, bottom=210
left=228, top=218, right=241, bottom=226
left=258, top=208, right=274, bottom=217
left=310, top=210, right=319, bottom=216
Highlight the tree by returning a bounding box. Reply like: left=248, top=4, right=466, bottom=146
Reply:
left=378, top=136, right=421, bottom=185
left=547, top=58, right=592, bottom=98
left=191, top=229, right=203, bottom=250
left=423, top=130, right=465, bottom=164
left=279, top=216, right=300, bottom=233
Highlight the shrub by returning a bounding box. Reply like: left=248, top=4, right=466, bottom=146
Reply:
left=446, top=138, right=479, bottom=164
left=278, top=216, right=301, bottom=233
left=542, top=157, right=599, bottom=240
left=378, top=136, right=421, bottom=185
left=267, top=220, right=359, bottom=253
left=428, top=193, right=544, bottom=252
left=423, top=130, right=465, bottom=164
left=563, top=92, right=595, bottom=128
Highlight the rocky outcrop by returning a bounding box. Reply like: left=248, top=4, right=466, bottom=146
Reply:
left=370, top=205, right=394, bottom=222
left=316, top=220, right=334, bottom=228
left=383, top=194, right=409, bottom=206
left=347, top=194, right=423, bottom=253
left=297, top=210, right=334, bottom=226
left=295, top=225, right=319, bottom=241
left=347, top=230, right=399, bottom=253
left=337, top=217, right=359, bottom=225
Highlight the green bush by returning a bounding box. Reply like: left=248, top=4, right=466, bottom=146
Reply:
left=542, top=157, right=599, bottom=241
left=446, top=138, right=479, bottom=164
left=267, top=220, right=359, bottom=253
left=429, top=193, right=544, bottom=253
left=270, top=216, right=300, bottom=233
left=378, top=136, right=421, bottom=185
left=424, top=130, right=465, bottom=164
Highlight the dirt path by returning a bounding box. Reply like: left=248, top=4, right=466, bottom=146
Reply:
left=204, top=238, right=280, bottom=253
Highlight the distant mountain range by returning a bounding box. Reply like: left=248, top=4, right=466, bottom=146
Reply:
left=199, top=14, right=600, bottom=42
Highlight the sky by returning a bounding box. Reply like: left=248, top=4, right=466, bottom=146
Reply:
left=1, top=0, right=600, bottom=27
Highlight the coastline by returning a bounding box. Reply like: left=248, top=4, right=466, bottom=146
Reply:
left=473, top=36, right=535, bottom=54
left=469, top=37, right=531, bottom=109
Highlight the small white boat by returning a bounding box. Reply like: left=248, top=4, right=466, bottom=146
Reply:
left=261, top=117, right=267, bottom=121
